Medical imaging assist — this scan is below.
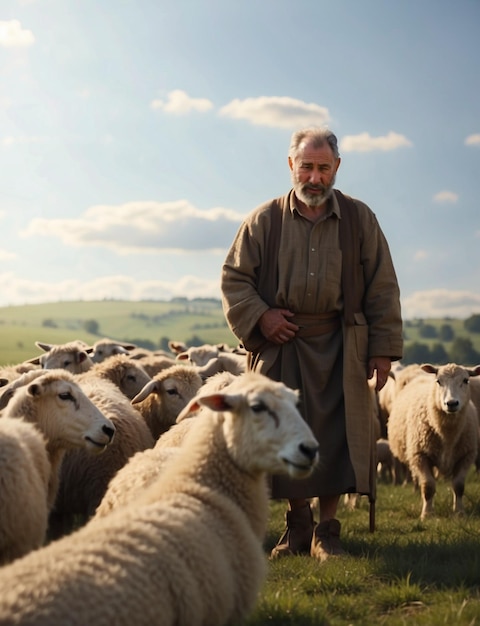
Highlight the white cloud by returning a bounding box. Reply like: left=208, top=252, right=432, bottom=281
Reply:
left=0, top=20, right=35, bottom=48
left=340, top=131, right=412, bottom=153
left=219, top=96, right=331, bottom=129
left=414, top=250, right=428, bottom=261
left=401, top=289, right=480, bottom=320
left=0, top=249, right=16, bottom=260
left=151, top=90, right=213, bottom=114
left=465, top=134, right=480, bottom=146
left=21, top=200, right=244, bottom=253
left=0, top=272, right=221, bottom=306
left=433, top=190, right=458, bottom=204
left=1, top=135, right=46, bottom=147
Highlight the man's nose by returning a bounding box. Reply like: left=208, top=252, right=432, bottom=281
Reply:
left=309, top=170, right=323, bottom=183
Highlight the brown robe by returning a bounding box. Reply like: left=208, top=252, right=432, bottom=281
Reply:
left=221, top=189, right=403, bottom=498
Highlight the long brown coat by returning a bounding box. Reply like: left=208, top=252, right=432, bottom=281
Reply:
left=221, top=189, right=403, bottom=497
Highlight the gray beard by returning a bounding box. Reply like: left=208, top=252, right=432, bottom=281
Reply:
left=293, top=177, right=335, bottom=207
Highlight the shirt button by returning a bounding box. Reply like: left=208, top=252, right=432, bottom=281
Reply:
left=310, top=272, right=314, bottom=276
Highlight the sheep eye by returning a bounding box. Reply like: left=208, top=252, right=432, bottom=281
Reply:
left=59, top=392, right=75, bottom=402
left=63, top=360, right=72, bottom=368
left=126, top=374, right=136, bottom=382
left=251, top=401, right=267, bottom=413
left=166, top=388, right=178, bottom=396
left=464, top=378, right=469, bottom=385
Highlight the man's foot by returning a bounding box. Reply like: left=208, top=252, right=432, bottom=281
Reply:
left=270, top=503, right=315, bottom=559
left=310, top=518, right=345, bottom=562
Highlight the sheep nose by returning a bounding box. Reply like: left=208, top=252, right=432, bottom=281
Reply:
left=446, top=400, right=459, bottom=412
left=102, top=424, right=116, bottom=441
left=299, top=442, right=319, bottom=461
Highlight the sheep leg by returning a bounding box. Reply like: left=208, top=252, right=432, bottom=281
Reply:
left=451, top=461, right=471, bottom=515
left=414, top=455, right=436, bottom=519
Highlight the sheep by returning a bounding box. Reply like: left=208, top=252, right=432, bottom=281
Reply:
left=77, top=353, right=152, bottom=400
left=0, top=417, right=51, bottom=565
left=0, top=371, right=319, bottom=626
left=50, top=376, right=155, bottom=537
left=29, top=340, right=94, bottom=373
left=194, top=351, right=247, bottom=379
left=0, top=370, right=115, bottom=563
left=95, top=371, right=237, bottom=518
left=131, top=363, right=203, bottom=440
left=0, top=361, right=40, bottom=387
left=387, top=362, right=480, bottom=519
left=89, top=338, right=138, bottom=363
left=128, top=352, right=177, bottom=377
left=174, top=342, right=232, bottom=367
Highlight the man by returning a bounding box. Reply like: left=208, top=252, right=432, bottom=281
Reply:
left=220, top=126, right=403, bottom=561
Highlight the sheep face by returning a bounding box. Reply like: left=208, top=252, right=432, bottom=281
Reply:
left=422, top=363, right=480, bottom=415
left=183, top=373, right=319, bottom=478
left=6, top=372, right=115, bottom=454
left=90, top=340, right=137, bottom=363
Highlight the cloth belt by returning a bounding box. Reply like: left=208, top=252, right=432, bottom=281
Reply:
left=291, top=312, right=341, bottom=337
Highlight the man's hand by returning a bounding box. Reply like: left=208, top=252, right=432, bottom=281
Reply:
left=368, top=356, right=392, bottom=392
left=259, top=309, right=299, bottom=345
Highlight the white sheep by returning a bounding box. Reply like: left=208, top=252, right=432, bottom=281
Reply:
left=89, top=338, right=138, bottom=362
left=0, top=417, right=50, bottom=565
left=131, top=363, right=203, bottom=439
left=194, top=351, right=247, bottom=379
left=388, top=362, right=480, bottom=519
left=0, top=370, right=115, bottom=563
left=50, top=376, right=155, bottom=537
left=77, top=353, right=152, bottom=400
left=0, top=371, right=319, bottom=626
left=30, top=340, right=94, bottom=373
left=95, top=371, right=237, bottom=518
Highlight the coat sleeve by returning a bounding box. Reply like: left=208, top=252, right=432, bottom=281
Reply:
left=221, top=214, right=271, bottom=351
left=357, top=200, right=403, bottom=360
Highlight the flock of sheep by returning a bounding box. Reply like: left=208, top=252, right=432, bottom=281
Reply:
left=0, top=334, right=479, bottom=624
left=0, top=338, right=319, bottom=625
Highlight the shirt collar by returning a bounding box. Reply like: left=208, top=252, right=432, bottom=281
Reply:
left=289, top=188, right=341, bottom=219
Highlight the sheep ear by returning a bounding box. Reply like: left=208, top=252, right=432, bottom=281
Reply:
left=421, top=363, right=437, bottom=374
left=25, top=356, right=41, bottom=365
left=468, top=365, right=480, bottom=377
left=131, top=380, right=160, bottom=404
left=35, top=341, right=54, bottom=353
left=176, top=397, right=203, bottom=421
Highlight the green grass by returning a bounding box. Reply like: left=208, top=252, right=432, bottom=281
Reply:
left=245, top=471, right=480, bottom=625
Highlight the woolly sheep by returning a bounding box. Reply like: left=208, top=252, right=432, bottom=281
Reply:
left=77, top=353, right=152, bottom=400
left=128, top=352, right=177, bottom=377
left=388, top=362, right=480, bottom=519
left=95, top=371, right=237, bottom=518
left=0, top=371, right=115, bottom=563
left=194, top=351, right=247, bottom=379
left=0, top=417, right=50, bottom=565
left=89, top=338, right=138, bottom=363
left=0, top=371, right=319, bottom=626
left=50, top=376, right=155, bottom=537
left=131, top=363, right=203, bottom=440
left=30, top=340, right=94, bottom=373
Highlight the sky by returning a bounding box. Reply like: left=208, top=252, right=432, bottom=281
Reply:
left=0, top=0, right=479, bottom=320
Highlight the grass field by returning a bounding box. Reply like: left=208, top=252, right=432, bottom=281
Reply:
left=246, top=470, right=480, bottom=626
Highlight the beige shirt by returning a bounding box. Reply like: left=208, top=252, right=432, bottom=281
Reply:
left=277, top=192, right=343, bottom=314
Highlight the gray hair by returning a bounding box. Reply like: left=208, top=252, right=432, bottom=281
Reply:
left=288, top=127, right=340, bottom=160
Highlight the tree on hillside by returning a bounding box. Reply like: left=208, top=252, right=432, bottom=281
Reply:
left=430, top=343, right=449, bottom=365
left=418, top=323, right=437, bottom=339
left=464, top=314, right=480, bottom=333
left=83, top=319, right=99, bottom=335
left=449, top=337, right=480, bottom=366
left=402, top=342, right=432, bottom=365
left=439, top=324, right=454, bottom=341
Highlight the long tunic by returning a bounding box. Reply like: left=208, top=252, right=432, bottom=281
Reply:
left=221, top=189, right=403, bottom=498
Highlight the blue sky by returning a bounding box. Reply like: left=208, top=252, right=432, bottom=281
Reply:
left=1, top=0, right=479, bottom=319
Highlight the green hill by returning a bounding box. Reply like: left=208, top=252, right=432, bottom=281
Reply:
left=0, top=300, right=479, bottom=367
left=0, top=299, right=238, bottom=366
